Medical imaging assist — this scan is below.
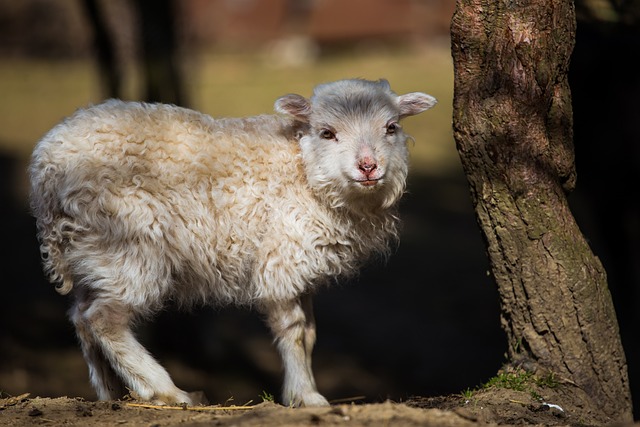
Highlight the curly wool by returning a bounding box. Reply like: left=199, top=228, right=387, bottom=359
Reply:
left=31, top=99, right=399, bottom=311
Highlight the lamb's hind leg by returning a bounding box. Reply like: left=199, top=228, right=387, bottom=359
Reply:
left=263, top=295, right=329, bottom=407
left=70, top=299, right=128, bottom=400
left=71, top=293, right=192, bottom=405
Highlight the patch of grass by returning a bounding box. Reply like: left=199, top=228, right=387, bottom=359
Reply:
left=460, top=368, right=560, bottom=404
left=534, top=372, right=559, bottom=389
left=459, top=387, right=475, bottom=402
left=259, top=390, right=275, bottom=403
left=482, top=370, right=535, bottom=392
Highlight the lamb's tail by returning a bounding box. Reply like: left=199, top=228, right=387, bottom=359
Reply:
left=29, top=141, right=76, bottom=295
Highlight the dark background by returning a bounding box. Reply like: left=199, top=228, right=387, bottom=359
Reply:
left=0, top=0, right=637, bottom=418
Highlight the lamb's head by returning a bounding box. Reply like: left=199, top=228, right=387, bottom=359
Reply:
left=275, top=78, right=436, bottom=212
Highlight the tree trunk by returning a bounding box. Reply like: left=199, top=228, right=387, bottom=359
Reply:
left=450, top=0, right=632, bottom=421
left=82, top=0, right=122, bottom=99
left=134, top=0, right=186, bottom=106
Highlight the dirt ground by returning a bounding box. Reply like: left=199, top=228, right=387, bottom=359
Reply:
left=1, top=385, right=636, bottom=427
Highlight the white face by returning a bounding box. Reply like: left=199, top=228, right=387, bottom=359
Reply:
left=275, top=79, right=437, bottom=211
left=300, top=106, right=410, bottom=210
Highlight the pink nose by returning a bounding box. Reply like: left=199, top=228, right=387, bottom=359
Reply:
left=359, top=158, right=377, bottom=177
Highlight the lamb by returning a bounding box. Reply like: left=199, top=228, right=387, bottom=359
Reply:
left=29, top=78, right=437, bottom=407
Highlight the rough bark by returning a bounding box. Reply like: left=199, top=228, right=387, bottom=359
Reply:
left=450, top=0, right=632, bottom=421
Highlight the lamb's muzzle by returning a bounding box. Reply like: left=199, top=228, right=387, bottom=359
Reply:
left=29, top=78, right=437, bottom=407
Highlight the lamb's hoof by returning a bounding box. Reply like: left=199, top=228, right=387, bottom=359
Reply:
left=288, top=392, right=330, bottom=407
left=150, top=389, right=195, bottom=406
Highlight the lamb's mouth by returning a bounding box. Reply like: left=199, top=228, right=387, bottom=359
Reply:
left=356, top=178, right=381, bottom=187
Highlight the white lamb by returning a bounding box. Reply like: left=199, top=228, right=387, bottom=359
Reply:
left=29, top=78, right=437, bottom=407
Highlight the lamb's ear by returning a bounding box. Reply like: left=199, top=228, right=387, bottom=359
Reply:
left=397, top=92, right=437, bottom=118
left=275, top=94, right=311, bottom=122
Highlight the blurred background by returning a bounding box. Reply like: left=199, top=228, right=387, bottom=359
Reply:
left=0, top=0, right=637, bottom=416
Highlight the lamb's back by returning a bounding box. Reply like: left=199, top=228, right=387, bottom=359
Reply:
left=30, top=99, right=399, bottom=305
left=36, top=101, right=298, bottom=188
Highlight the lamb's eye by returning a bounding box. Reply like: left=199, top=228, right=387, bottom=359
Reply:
left=320, top=129, right=336, bottom=140
left=386, top=122, right=399, bottom=135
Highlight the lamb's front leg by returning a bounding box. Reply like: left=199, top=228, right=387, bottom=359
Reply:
left=262, top=296, right=329, bottom=407
left=300, top=293, right=318, bottom=390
